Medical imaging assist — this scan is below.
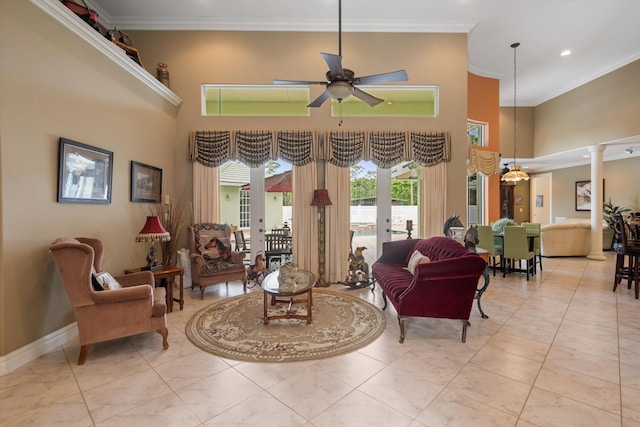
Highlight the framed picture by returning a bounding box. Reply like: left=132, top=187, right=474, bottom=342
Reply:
left=130, top=161, right=162, bottom=203
left=536, top=195, right=544, bottom=207
left=58, top=137, right=113, bottom=204
left=575, top=180, right=604, bottom=211
left=514, top=195, right=523, bottom=205
left=114, top=41, right=143, bottom=66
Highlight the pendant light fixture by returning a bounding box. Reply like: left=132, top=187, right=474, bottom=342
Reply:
left=501, top=42, right=530, bottom=182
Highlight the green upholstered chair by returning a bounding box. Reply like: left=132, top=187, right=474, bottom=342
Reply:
left=477, top=225, right=502, bottom=276
left=503, top=226, right=536, bottom=280
left=521, top=222, right=542, bottom=273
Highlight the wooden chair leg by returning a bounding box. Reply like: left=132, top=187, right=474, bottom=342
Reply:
left=78, top=344, right=90, bottom=365
left=157, top=328, right=169, bottom=350
left=397, top=316, right=406, bottom=343
left=461, top=320, right=470, bottom=343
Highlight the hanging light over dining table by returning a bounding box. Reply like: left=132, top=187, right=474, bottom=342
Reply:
left=502, top=42, right=530, bottom=183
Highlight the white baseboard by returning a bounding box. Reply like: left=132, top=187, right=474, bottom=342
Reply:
left=0, top=323, right=78, bottom=376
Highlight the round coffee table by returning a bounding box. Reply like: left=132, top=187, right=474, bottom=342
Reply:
left=261, top=269, right=316, bottom=324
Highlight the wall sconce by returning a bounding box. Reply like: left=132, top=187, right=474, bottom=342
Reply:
left=225, top=194, right=230, bottom=201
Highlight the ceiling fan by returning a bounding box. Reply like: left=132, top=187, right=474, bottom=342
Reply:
left=273, top=0, right=408, bottom=107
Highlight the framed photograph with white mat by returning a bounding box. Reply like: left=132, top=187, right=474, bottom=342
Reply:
left=57, top=137, right=113, bottom=204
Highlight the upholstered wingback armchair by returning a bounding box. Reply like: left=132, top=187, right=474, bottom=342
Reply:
left=49, top=237, right=168, bottom=365
left=189, top=223, right=248, bottom=298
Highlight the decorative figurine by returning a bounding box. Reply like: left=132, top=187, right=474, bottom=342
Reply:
left=156, top=63, right=170, bottom=88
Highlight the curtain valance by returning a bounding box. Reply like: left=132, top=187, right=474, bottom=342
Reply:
left=190, top=130, right=451, bottom=168
left=467, top=145, right=501, bottom=176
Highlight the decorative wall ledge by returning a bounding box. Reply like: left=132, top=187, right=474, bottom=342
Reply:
left=30, top=0, right=183, bottom=108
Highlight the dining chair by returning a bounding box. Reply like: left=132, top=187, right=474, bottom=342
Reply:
left=477, top=225, right=502, bottom=276
left=521, top=222, right=542, bottom=273
left=502, top=226, right=536, bottom=280
left=234, top=230, right=251, bottom=265
left=265, top=233, right=293, bottom=268
left=612, top=214, right=640, bottom=299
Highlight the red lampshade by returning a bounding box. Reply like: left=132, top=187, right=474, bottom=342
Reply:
left=136, top=216, right=170, bottom=242
left=310, top=189, right=332, bottom=206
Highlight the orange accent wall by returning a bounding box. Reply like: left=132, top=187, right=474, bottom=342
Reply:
left=468, top=72, right=501, bottom=223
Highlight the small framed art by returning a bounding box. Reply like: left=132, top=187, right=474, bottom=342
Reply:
left=130, top=161, right=162, bottom=203
left=58, top=137, right=113, bottom=204
left=575, top=180, right=604, bottom=211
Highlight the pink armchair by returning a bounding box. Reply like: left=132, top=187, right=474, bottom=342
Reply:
left=49, top=237, right=168, bottom=364
left=372, top=237, right=487, bottom=343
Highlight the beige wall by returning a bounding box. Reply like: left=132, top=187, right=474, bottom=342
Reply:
left=126, top=30, right=470, bottom=224
left=534, top=60, right=640, bottom=156
left=0, top=0, right=178, bottom=355
left=544, top=156, right=639, bottom=222
left=500, top=106, right=535, bottom=159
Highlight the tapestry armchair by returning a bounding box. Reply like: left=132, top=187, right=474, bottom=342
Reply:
left=189, top=223, right=248, bottom=298
left=49, top=237, right=168, bottom=365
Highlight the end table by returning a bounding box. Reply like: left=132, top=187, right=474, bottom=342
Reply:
left=124, top=265, right=184, bottom=312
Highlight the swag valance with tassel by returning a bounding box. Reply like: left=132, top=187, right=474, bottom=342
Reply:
left=467, top=145, right=501, bottom=176
left=190, top=130, right=450, bottom=169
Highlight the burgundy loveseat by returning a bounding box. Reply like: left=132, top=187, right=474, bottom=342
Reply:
left=372, top=236, right=486, bottom=343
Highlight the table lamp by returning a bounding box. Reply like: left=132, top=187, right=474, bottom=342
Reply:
left=136, top=215, right=170, bottom=271
left=311, top=189, right=332, bottom=287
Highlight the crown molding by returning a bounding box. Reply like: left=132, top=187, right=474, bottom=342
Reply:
left=30, top=0, right=183, bottom=108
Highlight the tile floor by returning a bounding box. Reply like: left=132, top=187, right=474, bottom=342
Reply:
left=1, top=253, right=639, bottom=426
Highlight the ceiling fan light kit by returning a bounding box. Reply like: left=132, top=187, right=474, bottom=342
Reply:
left=502, top=42, right=530, bottom=183
left=273, top=0, right=408, bottom=108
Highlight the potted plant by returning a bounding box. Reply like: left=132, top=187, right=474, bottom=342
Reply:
left=491, top=217, right=517, bottom=234
left=602, top=198, right=631, bottom=249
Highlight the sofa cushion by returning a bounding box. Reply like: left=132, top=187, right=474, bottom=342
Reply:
left=92, top=272, right=122, bottom=290
left=407, top=250, right=431, bottom=275
left=373, top=262, right=414, bottom=301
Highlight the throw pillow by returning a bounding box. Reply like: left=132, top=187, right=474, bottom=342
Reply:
left=407, top=250, right=431, bottom=275
left=93, top=272, right=123, bottom=290
left=196, top=230, right=226, bottom=256
left=91, top=274, right=104, bottom=291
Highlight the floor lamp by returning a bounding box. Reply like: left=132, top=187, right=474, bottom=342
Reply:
left=311, top=189, right=332, bottom=287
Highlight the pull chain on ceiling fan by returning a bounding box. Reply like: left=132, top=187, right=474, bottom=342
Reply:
left=273, top=0, right=408, bottom=108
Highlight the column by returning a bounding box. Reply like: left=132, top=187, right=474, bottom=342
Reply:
left=587, top=145, right=606, bottom=261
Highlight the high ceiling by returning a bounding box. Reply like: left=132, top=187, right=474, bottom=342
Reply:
left=89, top=0, right=640, bottom=171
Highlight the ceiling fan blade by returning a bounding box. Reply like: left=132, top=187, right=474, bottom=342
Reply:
left=352, top=87, right=384, bottom=107
left=355, top=70, right=408, bottom=85
left=308, top=90, right=331, bottom=108
left=273, top=79, right=326, bottom=85
left=320, top=52, right=344, bottom=78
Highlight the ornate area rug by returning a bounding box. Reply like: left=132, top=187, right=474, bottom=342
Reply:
left=185, top=289, right=386, bottom=362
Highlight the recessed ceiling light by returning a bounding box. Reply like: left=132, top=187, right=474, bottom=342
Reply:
left=582, top=154, right=590, bottom=158
left=560, top=49, right=572, bottom=57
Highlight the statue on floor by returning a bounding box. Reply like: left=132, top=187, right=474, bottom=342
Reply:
left=346, top=246, right=369, bottom=283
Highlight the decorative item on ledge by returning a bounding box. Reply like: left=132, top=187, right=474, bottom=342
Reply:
left=156, top=63, right=170, bottom=88
left=311, top=189, right=332, bottom=287
left=136, top=215, right=171, bottom=271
